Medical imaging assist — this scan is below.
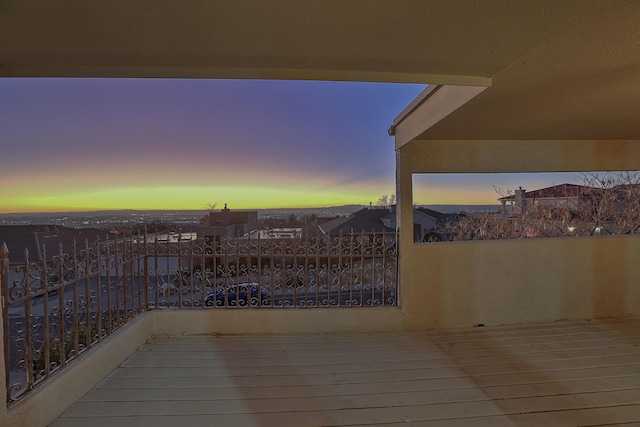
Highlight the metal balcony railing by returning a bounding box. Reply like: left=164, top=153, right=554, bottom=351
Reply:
left=1, top=230, right=397, bottom=404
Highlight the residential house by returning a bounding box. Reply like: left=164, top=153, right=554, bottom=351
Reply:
left=413, top=207, right=459, bottom=242
left=318, top=207, right=395, bottom=236
left=498, top=183, right=598, bottom=215
left=0, top=225, right=106, bottom=265
left=319, top=205, right=455, bottom=243
left=247, top=228, right=303, bottom=240
left=198, top=204, right=258, bottom=239
left=498, top=181, right=640, bottom=236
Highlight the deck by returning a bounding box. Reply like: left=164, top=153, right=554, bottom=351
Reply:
left=51, top=318, right=640, bottom=426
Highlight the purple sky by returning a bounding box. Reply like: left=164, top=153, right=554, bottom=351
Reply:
left=0, top=78, right=586, bottom=212
left=1, top=79, right=428, bottom=212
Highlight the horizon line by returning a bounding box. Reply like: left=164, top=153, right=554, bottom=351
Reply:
left=0, top=203, right=501, bottom=216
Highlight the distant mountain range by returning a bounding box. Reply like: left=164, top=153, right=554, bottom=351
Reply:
left=0, top=205, right=365, bottom=218
left=419, top=204, right=500, bottom=214
left=0, top=204, right=499, bottom=218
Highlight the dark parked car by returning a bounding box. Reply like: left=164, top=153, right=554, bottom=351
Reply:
left=204, top=283, right=269, bottom=307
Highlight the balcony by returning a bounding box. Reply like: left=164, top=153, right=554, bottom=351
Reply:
left=3, top=2, right=640, bottom=426
left=23, top=317, right=640, bottom=426
left=3, top=225, right=640, bottom=425
left=1, top=231, right=396, bottom=391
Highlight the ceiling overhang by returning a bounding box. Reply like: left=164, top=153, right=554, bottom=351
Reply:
left=1, top=1, right=640, bottom=143
left=389, top=84, right=490, bottom=150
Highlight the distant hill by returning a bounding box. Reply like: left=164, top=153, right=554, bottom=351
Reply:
left=0, top=205, right=364, bottom=220
left=0, top=205, right=499, bottom=229
left=420, top=205, right=500, bottom=214
left=0, top=205, right=366, bottom=228
left=257, top=205, right=363, bottom=218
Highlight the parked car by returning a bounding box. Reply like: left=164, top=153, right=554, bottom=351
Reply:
left=204, top=283, right=269, bottom=307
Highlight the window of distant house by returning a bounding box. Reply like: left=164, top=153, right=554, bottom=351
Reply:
left=412, top=171, right=640, bottom=243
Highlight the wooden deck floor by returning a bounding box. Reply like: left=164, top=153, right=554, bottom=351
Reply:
left=51, top=318, right=640, bottom=426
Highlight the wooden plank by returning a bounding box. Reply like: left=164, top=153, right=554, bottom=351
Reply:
left=97, top=364, right=640, bottom=391
left=67, top=384, right=640, bottom=417
left=423, top=318, right=640, bottom=336
left=146, top=318, right=640, bottom=346
left=106, top=355, right=640, bottom=382
left=66, top=388, right=494, bottom=417
left=57, top=399, right=511, bottom=423
left=130, top=337, right=640, bottom=360
left=52, top=400, right=640, bottom=427
left=122, top=345, right=640, bottom=371
left=124, top=353, right=431, bottom=367
left=80, top=374, right=640, bottom=403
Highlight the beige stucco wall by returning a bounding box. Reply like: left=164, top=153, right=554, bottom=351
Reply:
left=154, top=307, right=405, bottom=336
left=397, top=139, right=640, bottom=329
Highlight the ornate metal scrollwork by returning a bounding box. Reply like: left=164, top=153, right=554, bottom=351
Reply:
left=3, top=229, right=397, bottom=404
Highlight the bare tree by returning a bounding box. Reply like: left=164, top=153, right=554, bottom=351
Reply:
left=437, top=171, right=640, bottom=242
left=377, top=194, right=396, bottom=207
left=578, top=171, right=640, bottom=235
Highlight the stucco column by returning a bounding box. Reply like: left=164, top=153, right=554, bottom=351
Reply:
left=396, top=148, right=414, bottom=323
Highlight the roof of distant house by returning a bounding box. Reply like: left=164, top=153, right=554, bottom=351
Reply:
left=415, top=207, right=459, bottom=222
left=318, top=207, right=395, bottom=235
left=0, top=225, right=106, bottom=264
left=498, top=183, right=599, bottom=201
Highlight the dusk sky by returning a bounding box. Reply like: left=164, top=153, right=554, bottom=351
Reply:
left=1, top=78, right=582, bottom=213
left=1, top=78, right=423, bottom=213
left=412, top=172, right=587, bottom=206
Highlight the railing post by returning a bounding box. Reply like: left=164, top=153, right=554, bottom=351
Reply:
left=143, top=226, right=149, bottom=311
left=1, top=242, right=9, bottom=409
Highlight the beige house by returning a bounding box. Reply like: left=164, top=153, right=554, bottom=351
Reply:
left=3, top=2, right=640, bottom=425
left=498, top=183, right=596, bottom=215
left=199, top=205, right=259, bottom=238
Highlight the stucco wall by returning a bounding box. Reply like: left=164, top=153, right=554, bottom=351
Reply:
left=154, top=307, right=405, bottom=336
left=397, top=139, right=640, bottom=329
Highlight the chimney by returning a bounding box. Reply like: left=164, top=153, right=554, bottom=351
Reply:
left=514, top=187, right=526, bottom=214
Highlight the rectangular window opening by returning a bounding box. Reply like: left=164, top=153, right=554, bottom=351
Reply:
left=412, top=171, right=640, bottom=243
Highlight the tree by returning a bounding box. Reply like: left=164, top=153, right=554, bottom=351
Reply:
left=434, top=172, right=640, bottom=242
left=377, top=194, right=396, bottom=207
left=145, top=218, right=174, bottom=233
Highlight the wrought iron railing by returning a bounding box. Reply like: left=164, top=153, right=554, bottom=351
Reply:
left=1, top=230, right=397, bottom=404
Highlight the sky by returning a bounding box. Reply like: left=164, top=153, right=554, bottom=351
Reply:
left=412, top=172, right=587, bottom=206
left=0, top=78, right=586, bottom=213
left=1, top=78, right=429, bottom=213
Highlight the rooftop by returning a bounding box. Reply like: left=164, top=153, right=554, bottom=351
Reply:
left=0, top=225, right=106, bottom=263
left=319, top=208, right=395, bottom=235
left=498, top=184, right=597, bottom=202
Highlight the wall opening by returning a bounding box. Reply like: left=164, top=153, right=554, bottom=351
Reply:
left=412, top=171, right=640, bottom=243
